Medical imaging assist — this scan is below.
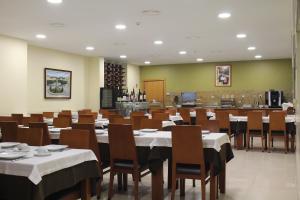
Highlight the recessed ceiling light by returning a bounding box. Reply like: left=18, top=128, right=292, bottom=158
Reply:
left=236, top=33, right=247, bottom=38
left=154, top=40, right=163, bottom=45
left=144, top=61, right=151, bottom=64
left=255, top=55, right=262, bottom=59
left=196, top=58, right=204, bottom=62
left=47, top=0, right=63, bottom=4
left=248, top=46, right=256, bottom=51
left=120, top=55, right=127, bottom=59
left=86, top=46, right=95, bottom=51
left=218, top=12, right=231, bottom=19
left=115, top=24, right=127, bottom=30
left=36, top=34, right=47, bottom=39
left=179, top=51, right=187, bottom=55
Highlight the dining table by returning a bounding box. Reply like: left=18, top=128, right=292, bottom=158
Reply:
left=0, top=144, right=99, bottom=200
left=48, top=129, right=234, bottom=200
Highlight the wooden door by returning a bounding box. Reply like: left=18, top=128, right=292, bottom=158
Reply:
left=144, top=80, right=165, bottom=104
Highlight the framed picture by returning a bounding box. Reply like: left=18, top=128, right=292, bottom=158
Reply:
left=215, top=65, right=231, bottom=87
left=44, top=68, right=72, bottom=99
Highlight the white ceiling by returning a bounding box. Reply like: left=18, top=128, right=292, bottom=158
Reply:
left=0, top=0, right=293, bottom=65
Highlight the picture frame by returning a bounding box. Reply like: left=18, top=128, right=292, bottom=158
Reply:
left=215, top=65, right=231, bottom=87
left=44, top=68, right=72, bottom=99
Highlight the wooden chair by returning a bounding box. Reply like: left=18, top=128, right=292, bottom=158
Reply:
left=0, top=121, right=18, bottom=142
left=29, top=122, right=51, bottom=145
left=149, top=108, right=165, bottom=114
left=196, top=120, right=220, bottom=133
left=165, top=108, right=177, bottom=116
left=131, top=115, right=148, bottom=130
left=246, top=111, right=264, bottom=151
left=178, top=108, right=191, bottom=125
left=196, top=109, right=207, bottom=122
left=61, top=110, right=72, bottom=115
left=17, top=127, right=43, bottom=146
left=0, top=116, right=13, bottom=122
left=152, top=112, right=169, bottom=121
left=21, top=117, right=31, bottom=126
left=269, top=111, right=288, bottom=153
left=215, top=111, right=232, bottom=138
left=140, top=119, right=162, bottom=130
left=107, top=114, right=123, bottom=122
left=11, top=113, right=23, bottom=125
left=171, top=125, right=209, bottom=200
left=43, top=112, right=54, bottom=118
left=53, top=117, right=71, bottom=128
left=78, top=114, right=95, bottom=124
left=107, top=124, right=150, bottom=200
left=59, top=129, right=92, bottom=200
left=30, top=114, right=44, bottom=122
left=91, top=112, right=98, bottom=120
left=130, top=111, right=145, bottom=118
left=110, top=117, right=132, bottom=124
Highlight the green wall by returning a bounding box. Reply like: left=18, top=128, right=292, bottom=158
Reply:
left=140, top=59, right=292, bottom=93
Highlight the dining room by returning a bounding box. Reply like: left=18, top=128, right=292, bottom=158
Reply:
left=0, top=0, right=300, bottom=200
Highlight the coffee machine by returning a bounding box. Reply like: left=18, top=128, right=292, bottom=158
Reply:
left=265, top=90, right=283, bottom=108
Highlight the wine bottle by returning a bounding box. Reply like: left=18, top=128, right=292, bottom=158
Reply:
left=138, top=89, right=142, bottom=102
left=143, top=91, right=146, bottom=102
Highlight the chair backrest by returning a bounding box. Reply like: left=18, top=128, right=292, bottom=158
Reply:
left=165, top=108, right=177, bottom=116
left=108, top=114, right=123, bottom=122
left=30, top=114, right=44, bottom=122
left=91, top=112, right=98, bottom=120
left=152, top=112, right=169, bottom=121
left=71, top=123, right=101, bottom=162
left=130, top=111, right=145, bottom=118
left=140, top=119, right=162, bottom=130
left=178, top=108, right=191, bottom=124
left=110, top=117, right=132, bottom=124
left=78, top=114, right=95, bottom=124
left=196, top=120, right=220, bottom=133
left=196, top=109, right=207, bottom=122
left=61, top=110, right=72, bottom=115
left=21, top=117, right=31, bottom=126
left=17, top=127, right=43, bottom=146
left=131, top=115, right=148, bottom=130
left=150, top=108, right=166, bottom=114
left=226, top=109, right=239, bottom=116
left=269, top=111, right=286, bottom=132
left=0, top=116, right=13, bottom=122
left=60, top=129, right=90, bottom=149
left=29, top=122, right=51, bottom=145
left=11, top=114, right=23, bottom=125
left=0, top=121, right=18, bottom=142
left=171, top=125, right=205, bottom=169
left=247, top=111, right=263, bottom=130
left=53, top=117, right=71, bottom=128
left=215, top=111, right=230, bottom=129
left=108, top=124, right=138, bottom=165
left=43, top=112, right=54, bottom=118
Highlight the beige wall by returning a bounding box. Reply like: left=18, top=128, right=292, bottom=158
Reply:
left=296, top=32, right=300, bottom=200
left=127, top=64, right=140, bottom=91
left=0, top=35, right=28, bottom=115
left=27, top=45, right=89, bottom=113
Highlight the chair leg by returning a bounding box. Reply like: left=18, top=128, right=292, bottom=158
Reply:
left=123, top=173, right=128, bottom=191
left=108, top=172, right=115, bottom=200
left=193, top=179, right=196, bottom=187
left=251, top=137, right=253, bottom=148
left=246, top=131, right=249, bottom=151
left=133, top=171, right=139, bottom=200
left=201, top=179, right=206, bottom=200
left=96, top=178, right=102, bottom=199
left=268, top=135, right=271, bottom=153
left=261, top=136, right=264, bottom=152
left=171, top=166, right=177, bottom=200
left=285, top=135, right=288, bottom=154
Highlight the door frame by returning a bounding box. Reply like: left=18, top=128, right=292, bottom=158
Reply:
left=143, top=79, right=166, bottom=105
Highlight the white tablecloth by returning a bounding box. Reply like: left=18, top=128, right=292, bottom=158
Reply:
left=0, top=147, right=97, bottom=185
left=210, top=115, right=296, bottom=123
left=96, top=131, right=230, bottom=152
left=44, top=118, right=109, bottom=128
left=189, top=111, right=215, bottom=118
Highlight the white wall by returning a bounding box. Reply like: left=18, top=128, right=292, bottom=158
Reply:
left=27, top=45, right=88, bottom=113
left=0, top=35, right=28, bottom=115
left=127, top=63, right=140, bottom=91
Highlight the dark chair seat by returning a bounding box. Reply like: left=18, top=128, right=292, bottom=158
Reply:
left=114, top=160, right=148, bottom=171
left=176, top=164, right=209, bottom=176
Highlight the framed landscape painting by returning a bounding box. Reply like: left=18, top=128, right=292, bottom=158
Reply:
left=215, top=65, right=231, bottom=87
left=44, top=68, right=72, bottom=99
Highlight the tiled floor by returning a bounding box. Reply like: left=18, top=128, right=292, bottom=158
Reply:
left=95, top=140, right=297, bottom=200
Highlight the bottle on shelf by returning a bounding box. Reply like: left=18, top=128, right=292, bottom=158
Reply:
left=138, top=89, right=142, bottom=102
left=143, top=91, right=147, bottom=102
